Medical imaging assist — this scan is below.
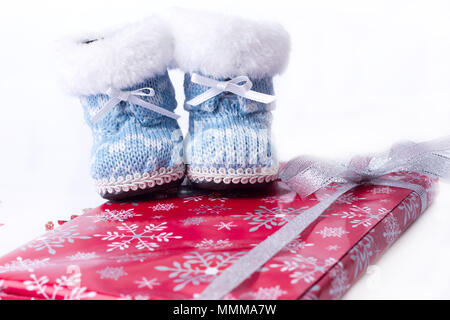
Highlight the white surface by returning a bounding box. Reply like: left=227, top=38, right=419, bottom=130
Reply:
left=1, top=0, right=450, bottom=299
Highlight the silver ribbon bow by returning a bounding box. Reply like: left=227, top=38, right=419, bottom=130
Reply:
left=280, top=136, right=450, bottom=199
left=197, top=136, right=450, bottom=300
left=91, top=87, right=180, bottom=123
left=186, top=73, right=276, bottom=106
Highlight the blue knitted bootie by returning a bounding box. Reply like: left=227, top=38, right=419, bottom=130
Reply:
left=183, top=74, right=278, bottom=186
left=56, top=18, right=185, bottom=199
left=167, top=9, right=290, bottom=188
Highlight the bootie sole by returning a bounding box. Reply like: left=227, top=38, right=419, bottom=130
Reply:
left=102, top=180, right=183, bottom=201
left=96, top=164, right=186, bottom=200
left=186, top=165, right=278, bottom=191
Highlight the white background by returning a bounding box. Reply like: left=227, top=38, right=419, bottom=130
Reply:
left=0, top=0, right=450, bottom=299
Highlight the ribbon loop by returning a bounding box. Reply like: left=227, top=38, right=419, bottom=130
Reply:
left=281, top=136, right=450, bottom=199
left=186, top=73, right=276, bottom=107
left=131, top=87, right=155, bottom=97
left=91, top=87, right=179, bottom=123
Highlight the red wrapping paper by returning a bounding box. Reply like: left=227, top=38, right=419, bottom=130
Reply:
left=0, top=172, right=436, bottom=300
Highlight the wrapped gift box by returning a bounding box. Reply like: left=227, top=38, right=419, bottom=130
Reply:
left=0, top=171, right=436, bottom=300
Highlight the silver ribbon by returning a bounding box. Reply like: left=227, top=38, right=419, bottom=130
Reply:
left=91, top=87, right=180, bottom=123
left=186, top=73, right=276, bottom=106
left=279, top=136, right=450, bottom=199
left=197, top=136, right=450, bottom=300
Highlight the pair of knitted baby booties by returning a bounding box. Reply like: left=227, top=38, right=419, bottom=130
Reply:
left=56, top=9, right=291, bottom=200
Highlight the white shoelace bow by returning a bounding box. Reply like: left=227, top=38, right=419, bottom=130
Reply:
left=186, top=73, right=276, bottom=106
left=91, top=87, right=180, bottom=123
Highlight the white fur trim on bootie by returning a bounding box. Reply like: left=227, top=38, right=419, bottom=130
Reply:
left=163, top=8, right=291, bottom=78
left=55, top=16, right=174, bottom=96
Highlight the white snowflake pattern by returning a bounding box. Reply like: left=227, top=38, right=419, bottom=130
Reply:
left=22, top=225, right=91, bottom=255
left=350, top=232, right=375, bottom=278
left=94, top=222, right=182, bottom=252
left=195, top=239, right=233, bottom=250
left=302, top=284, right=321, bottom=300
left=117, top=294, right=150, bottom=300
left=66, top=252, right=99, bottom=261
left=108, top=252, right=155, bottom=264
left=331, top=205, right=389, bottom=228
left=183, top=196, right=204, bottom=203
left=181, top=217, right=206, bottom=226
left=0, top=257, right=51, bottom=274
left=214, top=221, right=237, bottom=231
left=232, top=206, right=308, bottom=232
left=316, top=191, right=366, bottom=205
left=328, top=262, right=351, bottom=299
left=282, top=239, right=314, bottom=253
left=261, top=194, right=295, bottom=204
left=189, top=204, right=229, bottom=215
left=270, top=254, right=337, bottom=284
left=97, top=266, right=128, bottom=280
left=383, top=214, right=401, bottom=245
left=149, top=203, right=177, bottom=211
left=316, top=227, right=349, bottom=238
left=369, top=186, right=395, bottom=195
left=336, top=192, right=366, bottom=205
left=92, top=209, right=142, bottom=222
left=23, top=272, right=96, bottom=300
left=135, top=277, right=160, bottom=289
left=155, top=251, right=246, bottom=291
left=240, top=285, right=288, bottom=300
left=326, top=245, right=340, bottom=251
left=398, top=192, right=421, bottom=227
